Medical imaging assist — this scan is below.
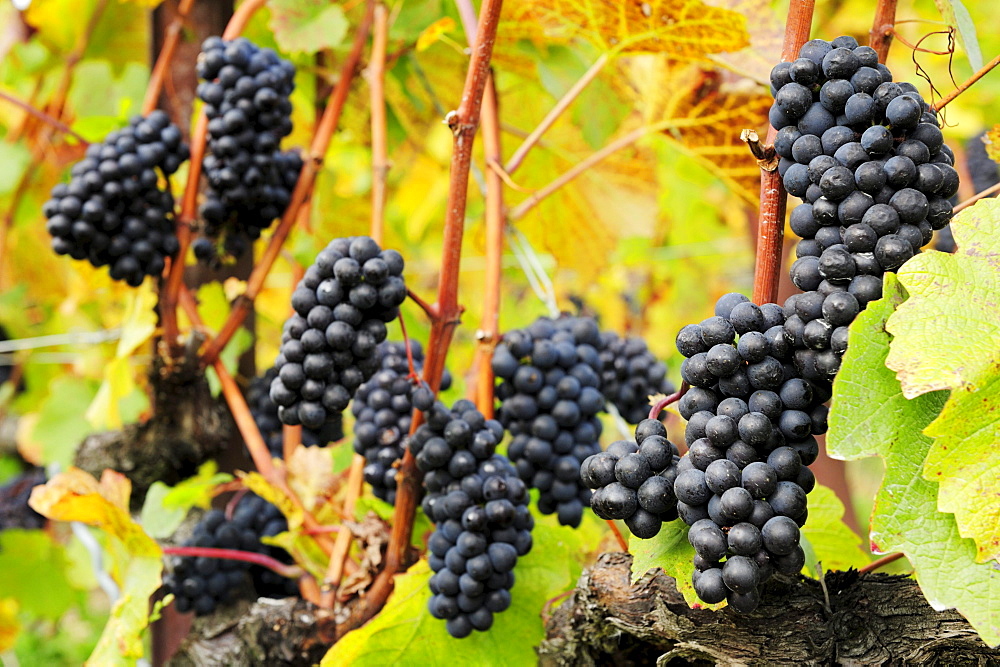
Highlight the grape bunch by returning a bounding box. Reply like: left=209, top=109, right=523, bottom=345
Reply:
left=408, top=399, right=505, bottom=511
left=492, top=316, right=605, bottom=528
left=580, top=419, right=679, bottom=538
left=597, top=331, right=675, bottom=424
left=194, top=37, right=301, bottom=264
left=269, top=236, right=406, bottom=429
left=247, top=367, right=344, bottom=458
left=425, top=454, right=533, bottom=638
left=164, top=493, right=296, bottom=616
left=770, top=35, right=959, bottom=376
left=0, top=468, right=47, bottom=532
left=44, top=111, right=187, bottom=286
left=675, top=293, right=823, bottom=612
left=352, top=340, right=453, bottom=504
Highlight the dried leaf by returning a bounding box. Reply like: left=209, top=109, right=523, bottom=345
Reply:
left=286, top=445, right=337, bottom=513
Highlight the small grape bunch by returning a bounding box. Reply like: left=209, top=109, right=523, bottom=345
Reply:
left=581, top=418, right=679, bottom=538
left=597, top=331, right=675, bottom=424
left=269, top=236, right=406, bottom=429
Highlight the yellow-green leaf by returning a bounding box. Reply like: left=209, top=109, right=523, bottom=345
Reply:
left=416, top=17, right=457, bottom=52
left=799, top=484, right=869, bottom=572
left=267, top=0, right=349, bottom=55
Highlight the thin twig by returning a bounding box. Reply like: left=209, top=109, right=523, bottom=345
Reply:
left=751, top=0, right=815, bottom=306
left=161, top=0, right=269, bottom=353
left=606, top=520, right=628, bottom=552
left=504, top=53, right=609, bottom=175
left=932, top=51, right=1000, bottom=111
left=869, top=0, right=898, bottom=63
left=508, top=119, right=682, bottom=222
left=343, top=0, right=505, bottom=635
left=282, top=424, right=301, bottom=461
left=163, top=546, right=303, bottom=578
left=369, top=3, right=390, bottom=244
left=859, top=552, right=905, bottom=574
left=201, top=2, right=375, bottom=365
left=0, top=90, right=87, bottom=143
left=319, top=454, right=366, bottom=607
left=952, top=181, right=1000, bottom=212
left=648, top=382, right=689, bottom=420
left=405, top=287, right=438, bottom=318
left=142, top=0, right=197, bottom=115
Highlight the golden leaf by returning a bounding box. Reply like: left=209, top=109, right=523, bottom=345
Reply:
left=240, top=471, right=305, bottom=529
left=705, top=0, right=782, bottom=85
left=416, top=17, right=457, bottom=52
left=286, top=445, right=337, bottom=513
left=504, top=0, right=750, bottom=59
left=0, top=599, right=19, bottom=653
left=983, top=125, right=1000, bottom=165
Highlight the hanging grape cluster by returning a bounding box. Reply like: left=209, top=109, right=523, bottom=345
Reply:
left=193, top=37, right=302, bottom=264
left=269, top=236, right=406, bottom=430
left=247, top=367, right=344, bottom=458
left=771, top=35, right=958, bottom=379
left=44, top=111, right=187, bottom=286
left=597, top=331, right=675, bottom=424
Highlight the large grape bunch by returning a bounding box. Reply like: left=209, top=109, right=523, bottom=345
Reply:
left=492, top=316, right=605, bottom=528
left=194, top=37, right=302, bottom=264
left=164, top=493, right=297, bottom=616
left=43, top=111, right=187, bottom=286
left=771, top=35, right=958, bottom=379
left=352, top=340, right=453, bottom=504
left=674, top=293, right=823, bottom=612
left=269, top=236, right=406, bottom=430
left=409, top=398, right=530, bottom=638
left=580, top=418, right=680, bottom=538
left=247, top=367, right=344, bottom=458
left=597, top=331, right=675, bottom=424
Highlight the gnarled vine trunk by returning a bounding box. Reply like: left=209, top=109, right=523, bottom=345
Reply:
left=540, top=553, right=999, bottom=665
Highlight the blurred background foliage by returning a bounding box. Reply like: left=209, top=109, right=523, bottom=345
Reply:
left=0, top=0, right=996, bottom=661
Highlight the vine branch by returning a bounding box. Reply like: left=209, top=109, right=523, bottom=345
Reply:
left=162, top=546, right=303, bottom=579
left=369, top=2, right=390, bottom=245
left=931, top=51, right=1000, bottom=111
left=200, top=2, right=375, bottom=365
left=142, top=0, right=197, bottom=115
left=0, top=90, right=87, bottom=143
left=858, top=551, right=905, bottom=574
left=868, top=0, right=898, bottom=63
left=751, top=0, right=815, bottom=306
left=341, top=0, right=505, bottom=636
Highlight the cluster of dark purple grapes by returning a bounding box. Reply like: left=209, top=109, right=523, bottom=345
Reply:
left=352, top=340, right=452, bottom=504
left=580, top=419, right=679, bottom=538
left=675, top=293, right=822, bottom=612
left=269, top=236, right=405, bottom=430
left=492, top=316, right=606, bottom=528
left=771, top=35, right=958, bottom=377
left=193, top=37, right=301, bottom=265
left=164, top=493, right=297, bottom=616
left=247, top=367, right=343, bottom=458
left=597, top=331, right=675, bottom=423
left=0, top=468, right=47, bottom=531
left=44, top=111, right=187, bottom=286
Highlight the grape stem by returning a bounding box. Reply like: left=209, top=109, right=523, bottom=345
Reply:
left=0, top=90, right=87, bottom=144
left=319, top=455, right=365, bottom=608
left=141, top=0, right=196, bottom=115
left=340, top=0, right=506, bottom=637
left=647, top=382, right=689, bottom=421
left=605, top=520, right=629, bottom=552
left=405, top=288, right=438, bottom=319
left=162, top=546, right=303, bottom=579
left=160, top=0, right=269, bottom=354
left=931, top=51, right=1000, bottom=112
left=858, top=551, right=905, bottom=574
left=199, top=1, right=376, bottom=366
left=953, top=181, right=1000, bottom=212
left=369, top=2, right=390, bottom=246
left=750, top=0, right=815, bottom=306
left=868, top=0, right=898, bottom=63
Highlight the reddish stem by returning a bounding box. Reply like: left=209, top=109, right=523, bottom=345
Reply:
left=0, top=90, right=87, bottom=143
left=369, top=3, right=390, bottom=245
left=397, top=312, right=419, bottom=379
left=142, top=0, right=196, bottom=115
left=605, top=520, right=629, bottom=552
left=869, top=0, right=898, bottom=63
left=648, top=382, right=689, bottom=421
left=406, top=288, right=438, bottom=319
left=341, top=0, right=505, bottom=636
left=200, top=2, right=375, bottom=365
left=162, top=546, right=302, bottom=579
left=751, top=0, right=815, bottom=306
left=319, top=453, right=366, bottom=608
left=282, top=424, right=301, bottom=461
left=931, top=51, right=1000, bottom=112
left=859, top=551, right=905, bottom=574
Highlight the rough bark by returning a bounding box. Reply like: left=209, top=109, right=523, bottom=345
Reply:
left=168, top=596, right=337, bottom=667
left=540, top=552, right=1000, bottom=666
left=74, top=350, right=233, bottom=506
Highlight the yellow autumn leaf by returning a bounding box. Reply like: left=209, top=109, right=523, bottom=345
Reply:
left=504, top=0, right=750, bottom=59
left=416, top=17, right=457, bottom=52
left=286, top=445, right=337, bottom=513
left=0, top=599, right=19, bottom=652
left=983, top=125, right=1000, bottom=165
left=240, top=471, right=305, bottom=529
left=85, top=356, right=135, bottom=430
left=29, top=469, right=163, bottom=665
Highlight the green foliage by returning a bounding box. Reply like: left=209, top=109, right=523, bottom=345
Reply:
left=267, top=0, right=349, bottom=54
left=140, top=462, right=233, bottom=539
left=323, top=522, right=587, bottom=666
left=799, top=485, right=869, bottom=573
left=829, top=274, right=1000, bottom=647
left=0, top=530, right=78, bottom=620
left=629, top=520, right=705, bottom=607
left=933, top=0, right=984, bottom=70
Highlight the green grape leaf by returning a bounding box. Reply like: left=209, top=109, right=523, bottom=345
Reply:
left=799, top=484, right=869, bottom=573
left=885, top=199, right=1000, bottom=562
left=0, top=530, right=77, bottom=620
left=886, top=199, right=1000, bottom=398
left=828, top=274, right=1000, bottom=647
left=933, top=0, right=984, bottom=70
left=323, top=523, right=584, bottom=665
left=267, top=0, right=349, bottom=55
left=629, top=519, right=711, bottom=608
